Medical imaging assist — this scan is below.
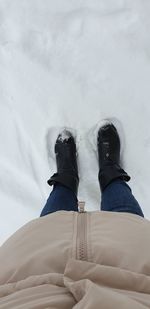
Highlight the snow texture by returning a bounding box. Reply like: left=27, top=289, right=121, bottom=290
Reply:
left=0, top=0, right=150, bottom=244
left=57, top=129, right=73, bottom=142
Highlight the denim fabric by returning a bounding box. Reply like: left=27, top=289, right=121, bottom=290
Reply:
left=101, top=179, right=144, bottom=217
left=40, top=184, right=78, bottom=216
left=40, top=180, right=144, bottom=218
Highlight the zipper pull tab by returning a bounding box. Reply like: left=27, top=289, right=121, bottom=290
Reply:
left=78, top=201, right=85, bottom=213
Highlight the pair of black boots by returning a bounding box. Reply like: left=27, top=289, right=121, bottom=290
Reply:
left=47, top=123, right=130, bottom=196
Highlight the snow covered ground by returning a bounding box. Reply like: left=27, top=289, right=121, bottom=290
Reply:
left=0, top=0, right=150, bottom=244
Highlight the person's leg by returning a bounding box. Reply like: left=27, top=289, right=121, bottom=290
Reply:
left=101, top=179, right=144, bottom=217
left=40, top=184, right=78, bottom=217
left=41, top=129, right=79, bottom=217
left=97, top=121, right=144, bottom=217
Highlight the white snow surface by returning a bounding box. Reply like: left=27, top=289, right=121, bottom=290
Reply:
left=1, top=0, right=150, bottom=244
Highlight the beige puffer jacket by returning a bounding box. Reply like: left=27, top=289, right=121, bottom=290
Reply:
left=0, top=210, right=150, bottom=308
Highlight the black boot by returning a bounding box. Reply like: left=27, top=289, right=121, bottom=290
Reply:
left=97, top=123, right=130, bottom=191
left=47, top=130, right=79, bottom=196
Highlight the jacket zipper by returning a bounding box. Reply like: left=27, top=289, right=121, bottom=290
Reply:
left=77, top=202, right=87, bottom=261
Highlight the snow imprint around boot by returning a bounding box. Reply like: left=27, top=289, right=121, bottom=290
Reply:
left=87, top=117, right=126, bottom=168
left=46, top=126, right=80, bottom=162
